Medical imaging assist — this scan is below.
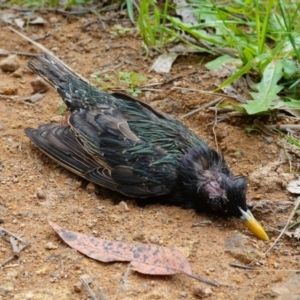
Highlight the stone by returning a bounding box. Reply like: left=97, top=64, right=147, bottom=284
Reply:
left=0, top=55, right=20, bottom=72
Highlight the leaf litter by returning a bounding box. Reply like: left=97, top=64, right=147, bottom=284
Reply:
left=49, top=221, right=218, bottom=287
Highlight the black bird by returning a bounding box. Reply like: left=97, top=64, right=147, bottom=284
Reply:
left=25, top=54, right=268, bottom=241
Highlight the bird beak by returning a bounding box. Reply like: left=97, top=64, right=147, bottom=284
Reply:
left=239, top=208, right=269, bottom=241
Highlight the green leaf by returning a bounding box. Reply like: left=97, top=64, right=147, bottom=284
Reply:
left=58, top=105, right=67, bottom=115
left=242, top=60, right=284, bottom=115
left=278, top=100, right=300, bottom=109
left=281, top=59, right=300, bottom=79
left=205, top=55, right=242, bottom=71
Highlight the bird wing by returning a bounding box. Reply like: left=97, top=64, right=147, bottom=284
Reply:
left=25, top=124, right=117, bottom=190
left=25, top=108, right=178, bottom=197
left=68, top=107, right=178, bottom=196
left=109, top=92, right=207, bottom=157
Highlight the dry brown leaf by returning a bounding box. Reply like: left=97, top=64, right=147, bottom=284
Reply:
left=49, top=221, right=218, bottom=286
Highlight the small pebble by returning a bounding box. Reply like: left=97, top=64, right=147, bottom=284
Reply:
left=133, top=232, right=146, bottom=243
left=0, top=55, right=20, bottom=72
left=36, top=267, right=48, bottom=275
left=37, top=190, right=46, bottom=200
left=193, top=286, right=213, bottom=298
left=73, top=282, right=82, bottom=292
left=12, top=68, right=23, bottom=78
left=0, top=86, right=18, bottom=95
left=86, top=222, right=94, bottom=228
left=92, top=229, right=99, bottom=236
left=118, top=201, right=129, bottom=211
left=25, top=93, right=44, bottom=103
left=45, top=242, right=58, bottom=250
left=179, top=291, right=188, bottom=297
left=263, top=136, right=273, bottom=144
left=149, top=236, right=162, bottom=244
left=30, top=77, right=49, bottom=93
left=49, top=17, right=59, bottom=23
left=282, top=250, right=291, bottom=256
left=86, top=182, right=96, bottom=194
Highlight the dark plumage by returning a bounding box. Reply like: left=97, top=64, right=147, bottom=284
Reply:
left=25, top=54, right=268, bottom=241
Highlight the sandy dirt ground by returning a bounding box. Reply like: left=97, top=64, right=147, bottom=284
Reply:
left=0, top=8, right=300, bottom=300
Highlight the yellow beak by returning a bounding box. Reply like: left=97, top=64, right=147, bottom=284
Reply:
left=239, top=208, right=269, bottom=241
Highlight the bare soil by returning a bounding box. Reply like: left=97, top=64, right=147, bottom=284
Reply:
left=0, top=9, right=299, bottom=300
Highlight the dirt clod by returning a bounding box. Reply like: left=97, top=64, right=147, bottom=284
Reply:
left=0, top=55, right=20, bottom=72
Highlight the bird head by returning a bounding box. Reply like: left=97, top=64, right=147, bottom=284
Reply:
left=178, top=145, right=269, bottom=241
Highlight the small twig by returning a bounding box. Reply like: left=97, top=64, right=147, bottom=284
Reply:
left=266, top=226, right=282, bottom=233
left=277, top=140, right=300, bottom=159
left=231, top=264, right=300, bottom=272
left=253, top=119, right=277, bottom=136
left=111, top=88, right=163, bottom=93
left=140, top=70, right=199, bottom=89
left=265, top=196, right=300, bottom=256
left=181, top=97, right=222, bottom=119
left=212, top=103, right=219, bottom=152
left=94, top=282, right=109, bottom=300
left=230, top=263, right=255, bottom=270
left=1, top=256, right=15, bottom=267
left=183, top=272, right=219, bottom=287
left=7, top=26, right=90, bottom=84
left=1, top=240, right=30, bottom=267
left=2, top=264, right=20, bottom=269
left=80, top=276, right=99, bottom=300
left=0, top=227, right=25, bottom=243
left=207, top=108, right=245, bottom=118
left=139, top=88, right=163, bottom=92
left=192, top=221, right=212, bottom=227
left=250, top=268, right=300, bottom=272
left=266, top=124, right=300, bottom=131
left=0, top=95, right=20, bottom=101
left=10, top=237, right=20, bottom=256
left=171, top=86, right=242, bottom=101
left=252, top=121, right=300, bottom=136
left=49, top=173, right=60, bottom=189
left=208, top=107, right=236, bottom=113
left=278, top=141, right=292, bottom=172
left=0, top=50, right=40, bottom=57
left=121, top=264, right=131, bottom=291
left=88, top=9, right=106, bottom=30
left=82, top=20, right=99, bottom=30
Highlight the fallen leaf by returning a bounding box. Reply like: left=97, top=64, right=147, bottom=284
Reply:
left=151, top=53, right=179, bottom=73
left=287, top=179, right=300, bottom=194
left=29, top=16, right=47, bottom=25
left=24, top=93, right=45, bottom=103
left=174, top=0, right=198, bottom=25
left=0, top=13, right=18, bottom=24
left=14, top=18, right=24, bottom=29
left=49, top=221, right=218, bottom=286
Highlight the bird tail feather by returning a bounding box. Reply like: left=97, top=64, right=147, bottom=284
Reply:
left=28, top=53, right=87, bottom=91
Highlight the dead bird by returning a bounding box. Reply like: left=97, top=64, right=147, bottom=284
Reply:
left=25, top=54, right=269, bottom=241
